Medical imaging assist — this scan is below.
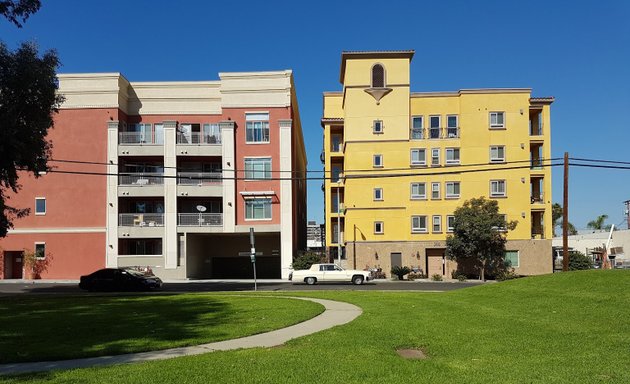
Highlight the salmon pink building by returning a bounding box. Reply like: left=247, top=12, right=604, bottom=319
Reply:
left=0, top=70, right=307, bottom=280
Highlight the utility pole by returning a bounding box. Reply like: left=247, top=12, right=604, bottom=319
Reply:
left=563, top=152, right=569, bottom=272
left=250, top=227, right=257, bottom=291
left=624, top=200, right=630, bottom=230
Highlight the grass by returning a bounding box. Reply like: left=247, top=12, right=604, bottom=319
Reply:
left=2, top=270, right=630, bottom=383
left=0, top=294, right=324, bottom=364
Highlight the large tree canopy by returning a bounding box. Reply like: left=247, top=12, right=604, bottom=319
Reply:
left=0, top=0, right=40, bottom=27
left=0, top=41, right=63, bottom=237
left=552, top=202, right=577, bottom=236
left=445, top=197, right=517, bottom=281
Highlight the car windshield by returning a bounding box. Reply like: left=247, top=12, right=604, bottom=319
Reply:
left=123, top=269, right=147, bottom=277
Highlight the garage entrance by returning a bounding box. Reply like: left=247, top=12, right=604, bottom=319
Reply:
left=186, top=232, right=281, bottom=279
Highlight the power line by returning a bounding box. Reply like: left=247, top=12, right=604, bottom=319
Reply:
left=569, top=157, right=630, bottom=166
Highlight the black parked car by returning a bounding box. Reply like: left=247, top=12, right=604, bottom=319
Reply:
left=79, top=268, right=163, bottom=291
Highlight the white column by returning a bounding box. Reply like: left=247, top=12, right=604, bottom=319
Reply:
left=106, top=121, right=119, bottom=267
left=220, top=121, right=236, bottom=232
left=279, top=119, right=293, bottom=279
left=163, top=121, right=178, bottom=269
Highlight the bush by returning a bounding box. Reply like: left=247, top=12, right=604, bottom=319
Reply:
left=407, top=272, right=427, bottom=281
left=496, top=268, right=519, bottom=281
left=456, top=274, right=467, bottom=282
left=391, top=266, right=411, bottom=280
left=569, top=251, right=593, bottom=271
left=291, top=251, right=324, bottom=270
left=431, top=274, right=443, bottom=281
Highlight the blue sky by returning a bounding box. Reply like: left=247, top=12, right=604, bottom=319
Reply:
left=2, top=0, right=629, bottom=229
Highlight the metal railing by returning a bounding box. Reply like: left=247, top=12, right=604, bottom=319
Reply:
left=119, top=132, right=162, bottom=145
left=531, top=194, right=544, bottom=203
left=177, top=172, right=222, bottom=185
left=177, top=213, right=222, bottom=226
left=176, top=132, right=221, bottom=144
left=421, top=127, right=460, bottom=139
left=119, top=173, right=164, bottom=186
left=410, top=128, right=424, bottom=140
left=119, top=213, right=164, bottom=227
left=531, top=158, right=544, bottom=169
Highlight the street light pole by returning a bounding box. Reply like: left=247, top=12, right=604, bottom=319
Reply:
left=337, top=184, right=341, bottom=265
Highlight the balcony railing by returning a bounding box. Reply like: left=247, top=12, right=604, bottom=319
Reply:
left=176, top=133, right=221, bottom=144
left=531, top=158, right=544, bottom=169
left=429, top=127, right=441, bottom=139
left=177, top=213, right=222, bottom=226
left=177, top=172, right=222, bottom=185
left=422, top=127, right=460, bottom=139
left=119, top=173, right=164, bottom=186
left=119, top=132, right=162, bottom=145
left=410, top=128, right=424, bottom=140
left=531, top=194, right=544, bottom=203
left=119, top=213, right=164, bottom=227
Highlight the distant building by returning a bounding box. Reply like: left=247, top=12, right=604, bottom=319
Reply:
left=306, top=221, right=325, bottom=251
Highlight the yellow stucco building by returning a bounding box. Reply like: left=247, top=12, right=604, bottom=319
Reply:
left=322, top=50, right=553, bottom=278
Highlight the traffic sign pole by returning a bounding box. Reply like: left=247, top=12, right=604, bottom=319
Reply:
left=250, top=228, right=257, bottom=291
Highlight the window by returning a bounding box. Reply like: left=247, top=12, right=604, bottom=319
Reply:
left=35, top=197, right=46, bottom=215
left=429, top=115, right=441, bottom=139
left=373, top=154, right=383, bottom=168
left=447, top=115, right=459, bottom=138
left=446, top=182, right=460, bottom=198
left=331, top=164, right=342, bottom=182
left=410, top=149, right=426, bottom=166
left=445, top=148, right=460, bottom=165
left=245, top=113, right=270, bottom=143
left=431, top=148, right=440, bottom=166
left=505, top=250, right=519, bottom=268
left=431, top=182, right=441, bottom=199
left=373, top=120, right=383, bottom=134
left=244, top=158, right=271, bottom=180
left=35, top=242, right=46, bottom=259
left=490, top=146, right=505, bottom=163
left=154, top=123, right=164, bottom=144
left=373, top=188, right=383, bottom=201
left=410, top=182, right=426, bottom=199
left=432, top=215, right=442, bottom=233
left=411, top=116, right=424, bottom=139
left=202, top=123, right=221, bottom=144
left=372, top=64, right=385, bottom=88
left=411, top=215, right=428, bottom=233
left=490, top=112, right=505, bottom=128
left=490, top=180, right=506, bottom=197
left=331, top=134, right=342, bottom=152
left=374, top=221, right=384, bottom=234
left=447, top=215, right=455, bottom=232
left=245, top=198, right=272, bottom=220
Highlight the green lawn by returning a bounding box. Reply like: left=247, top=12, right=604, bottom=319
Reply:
left=0, top=294, right=323, bottom=364
left=3, top=270, right=630, bottom=383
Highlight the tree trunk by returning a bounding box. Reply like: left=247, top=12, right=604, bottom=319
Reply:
left=480, top=259, right=486, bottom=282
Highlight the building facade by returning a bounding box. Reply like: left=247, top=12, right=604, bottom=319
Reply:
left=322, top=51, right=553, bottom=277
left=1, top=70, right=306, bottom=280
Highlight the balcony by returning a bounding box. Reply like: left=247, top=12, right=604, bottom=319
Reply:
left=177, top=172, right=222, bottom=185
left=119, top=173, right=164, bottom=186
left=177, top=213, right=223, bottom=227
left=176, top=132, right=221, bottom=145
left=410, top=128, right=424, bottom=140
left=425, top=127, right=460, bottom=139
left=531, top=193, right=545, bottom=204
left=119, top=132, right=162, bottom=145
left=119, top=213, right=164, bottom=227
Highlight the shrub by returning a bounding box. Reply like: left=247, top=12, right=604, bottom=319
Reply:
left=291, top=251, right=325, bottom=270
left=496, top=268, right=519, bottom=281
left=569, top=251, right=593, bottom=271
left=431, top=274, right=443, bottom=281
left=407, top=272, right=427, bottom=281
left=391, top=266, right=411, bottom=280
left=456, top=274, right=467, bottom=282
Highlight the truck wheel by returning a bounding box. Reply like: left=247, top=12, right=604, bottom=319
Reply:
left=305, top=277, right=317, bottom=285
left=352, top=275, right=364, bottom=285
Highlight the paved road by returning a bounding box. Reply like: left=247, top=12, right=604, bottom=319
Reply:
left=0, top=279, right=481, bottom=295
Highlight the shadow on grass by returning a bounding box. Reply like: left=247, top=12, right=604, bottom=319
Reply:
left=0, top=294, right=233, bottom=364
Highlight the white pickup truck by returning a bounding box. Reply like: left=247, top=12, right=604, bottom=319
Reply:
left=289, top=263, right=372, bottom=285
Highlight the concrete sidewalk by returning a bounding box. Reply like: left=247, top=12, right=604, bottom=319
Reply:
left=0, top=297, right=361, bottom=376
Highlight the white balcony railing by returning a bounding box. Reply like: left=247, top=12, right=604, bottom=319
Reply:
left=176, top=132, right=222, bottom=145
left=177, top=172, right=222, bottom=185
left=119, top=213, right=164, bottom=227
left=410, top=128, right=424, bottom=140
left=119, top=173, right=164, bottom=186
left=119, top=132, right=162, bottom=145
left=177, top=213, right=222, bottom=226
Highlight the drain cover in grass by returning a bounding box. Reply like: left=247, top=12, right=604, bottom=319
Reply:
left=396, top=348, right=427, bottom=360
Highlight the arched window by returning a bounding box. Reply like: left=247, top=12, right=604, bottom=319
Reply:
left=371, top=64, right=385, bottom=88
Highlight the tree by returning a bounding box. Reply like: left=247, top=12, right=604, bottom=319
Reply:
left=291, top=251, right=324, bottom=270
left=0, top=0, right=40, bottom=27
left=552, top=203, right=577, bottom=236
left=568, top=251, right=593, bottom=271
left=0, top=41, right=63, bottom=237
left=587, top=214, right=610, bottom=231
left=446, top=197, right=517, bottom=281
